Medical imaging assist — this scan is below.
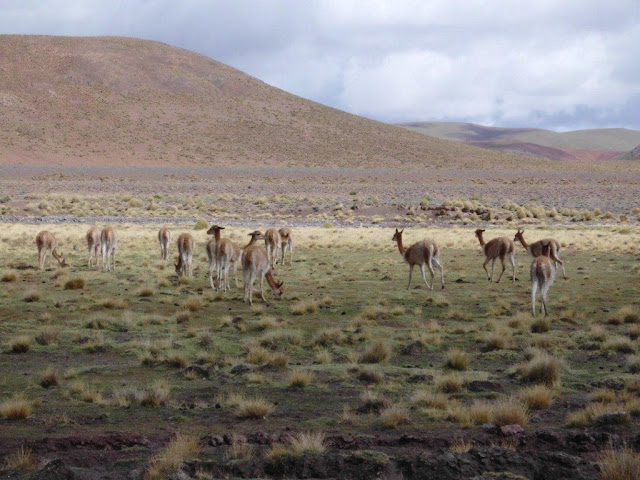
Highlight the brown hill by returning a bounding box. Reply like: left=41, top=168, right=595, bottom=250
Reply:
left=0, top=35, right=556, bottom=170
left=400, top=122, right=640, bottom=163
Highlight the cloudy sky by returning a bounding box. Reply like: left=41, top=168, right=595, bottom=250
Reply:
left=2, top=0, right=640, bottom=131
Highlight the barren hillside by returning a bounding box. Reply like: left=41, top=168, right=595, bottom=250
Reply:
left=399, top=121, right=640, bottom=162
left=0, top=35, right=552, bottom=170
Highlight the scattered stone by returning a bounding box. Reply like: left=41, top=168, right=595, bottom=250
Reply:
left=230, top=363, right=252, bottom=374
left=29, top=459, right=75, bottom=480
left=500, top=424, right=524, bottom=436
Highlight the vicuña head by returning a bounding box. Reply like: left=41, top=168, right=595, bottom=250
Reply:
left=392, top=228, right=404, bottom=241
left=475, top=228, right=486, bottom=239
left=206, top=225, right=224, bottom=235
left=514, top=229, right=525, bottom=242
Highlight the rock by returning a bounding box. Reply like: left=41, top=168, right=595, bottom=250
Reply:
left=167, top=472, right=190, bottom=480
left=183, top=364, right=209, bottom=378
left=482, top=423, right=497, bottom=432
left=536, top=430, right=562, bottom=444
left=29, top=459, right=75, bottom=480
left=230, top=363, right=252, bottom=374
left=500, top=424, right=525, bottom=436
left=224, top=433, right=247, bottom=445
left=208, top=435, right=224, bottom=446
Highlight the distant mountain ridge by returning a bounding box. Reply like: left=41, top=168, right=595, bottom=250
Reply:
left=398, top=122, right=640, bottom=162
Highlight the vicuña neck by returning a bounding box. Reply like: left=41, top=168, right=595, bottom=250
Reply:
left=476, top=234, right=486, bottom=247
left=265, top=271, right=279, bottom=290
left=52, top=249, right=64, bottom=264
left=395, top=236, right=406, bottom=255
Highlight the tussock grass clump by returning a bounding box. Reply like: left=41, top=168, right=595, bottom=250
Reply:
left=589, top=388, right=617, bottom=404
left=602, top=337, right=637, bottom=354
left=175, top=311, right=191, bottom=324
left=100, top=297, right=126, bottom=309
left=23, top=290, right=40, bottom=302
left=4, top=445, right=36, bottom=472
left=380, top=405, right=410, bottom=428
left=314, top=348, right=333, bottom=364
left=517, top=353, right=562, bottom=387
left=612, top=306, right=640, bottom=325
left=436, top=374, right=464, bottom=393
left=35, top=326, right=59, bottom=345
left=354, top=365, right=383, bottom=384
left=40, top=367, right=60, bottom=388
left=446, top=400, right=492, bottom=427
left=137, top=287, right=154, bottom=297
left=445, top=349, right=470, bottom=371
left=482, top=332, right=508, bottom=351
left=147, top=433, right=200, bottom=480
left=627, top=355, right=640, bottom=374
left=140, top=380, right=171, bottom=407
left=492, top=398, right=529, bottom=427
left=9, top=336, right=32, bottom=354
left=446, top=308, right=473, bottom=322
left=288, top=368, right=313, bottom=388
left=290, top=431, right=326, bottom=454
left=567, top=404, right=631, bottom=427
left=518, top=385, right=556, bottom=409
left=361, top=305, right=388, bottom=320
left=312, top=328, right=344, bottom=346
left=246, top=346, right=273, bottom=364
left=0, top=396, right=33, bottom=419
left=359, top=340, right=391, bottom=364
left=598, top=446, right=640, bottom=480
left=531, top=317, right=551, bottom=333
left=165, top=352, right=188, bottom=369
left=259, top=330, right=303, bottom=348
left=1, top=270, right=18, bottom=282
left=410, top=391, right=449, bottom=410
left=234, top=396, right=275, bottom=419
left=64, top=277, right=86, bottom=290
left=291, top=299, right=319, bottom=315
left=225, top=442, right=255, bottom=461
left=184, top=297, right=203, bottom=312
left=450, top=439, right=474, bottom=454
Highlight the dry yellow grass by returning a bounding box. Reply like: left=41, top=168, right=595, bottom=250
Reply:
left=0, top=396, right=33, bottom=419
left=288, top=368, right=313, bottom=388
left=3, top=445, right=36, bottom=472
left=147, top=433, right=200, bottom=480
left=598, top=446, right=640, bottom=480
left=380, top=405, right=410, bottom=429
left=492, top=398, right=529, bottom=427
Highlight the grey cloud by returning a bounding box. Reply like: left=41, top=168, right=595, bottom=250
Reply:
left=1, top=0, right=639, bottom=131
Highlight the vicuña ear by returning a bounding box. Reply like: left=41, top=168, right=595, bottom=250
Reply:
left=399, top=229, right=404, bottom=234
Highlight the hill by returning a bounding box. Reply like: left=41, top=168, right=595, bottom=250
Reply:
left=620, top=144, right=640, bottom=160
left=398, top=121, right=640, bottom=162
left=0, top=35, right=547, bottom=170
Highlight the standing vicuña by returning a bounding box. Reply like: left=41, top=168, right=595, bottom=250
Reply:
left=86, top=226, right=101, bottom=268
left=158, top=227, right=172, bottom=262
left=279, top=228, right=294, bottom=266
left=531, top=242, right=557, bottom=316
left=241, top=232, right=283, bottom=305
left=175, top=233, right=195, bottom=277
left=264, top=228, right=281, bottom=268
left=101, top=227, right=118, bottom=272
left=392, top=229, right=445, bottom=290
left=206, top=225, right=235, bottom=292
left=474, top=229, right=516, bottom=283
left=36, top=231, right=68, bottom=270
left=206, top=233, right=245, bottom=290
left=515, top=229, right=566, bottom=280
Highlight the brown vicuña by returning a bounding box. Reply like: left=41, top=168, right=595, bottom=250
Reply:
left=206, top=225, right=235, bottom=292
left=241, top=231, right=283, bottom=305
left=474, top=229, right=516, bottom=283
left=531, top=242, right=557, bottom=316
left=158, top=227, right=172, bottom=262
left=264, top=228, right=282, bottom=269
left=392, top=228, right=445, bottom=290
left=515, top=229, right=566, bottom=280
left=101, top=227, right=118, bottom=272
left=86, top=226, right=101, bottom=268
left=36, top=231, right=68, bottom=270
left=175, top=233, right=195, bottom=277
left=279, top=228, right=294, bottom=266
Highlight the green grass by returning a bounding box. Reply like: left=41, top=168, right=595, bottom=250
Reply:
left=0, top=223, right=638, bottom=475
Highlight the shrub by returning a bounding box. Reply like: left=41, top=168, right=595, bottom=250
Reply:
left=140, top=381, right=171, bottom=407
left=380, top=405, right=410, bottom=428
left=517, top=353, right=562, bottom=387
left=288, top=368, right=313, bottom=388
left=359, top=340, right=391, bottom=364
left=492, top=398, right=529, bottom=427
left=291, top=299, right=319, bottom=315
left=518, top=385, right=556, bottom=409
left=598, top=446, right=640, bottom=480
left=627, top=355, right=640, bottom=374
left=0, top=396, right=33, bottom=419
left=10, top=336, right=32, bottom=353
left=410, top=391, right=448, bottom=410
left=147, top=433, right=200, bottom=480
left=35, top=326, right=59, bottom=346
left=436, top=375, right=464, bottom=393
left=234, top=397, right=275, bottom=419
left=1, top=270, right=17, bottom=282
left=531, top=317, right=551, bottom=333
left=64, top=277, right=86, bottom=290
left=40, top=367, right=60, bottom=388
left=290, top=431, right=326, bottom=454
left=193, top=218, right=208, bottom=230
left=312, top=328, right=344, bottom=347
left=23, top=290, right=40, bottom=302
left=445, top=349, right=469, bottom=371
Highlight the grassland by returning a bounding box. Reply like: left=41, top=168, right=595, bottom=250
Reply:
left=0, top=222, right=638, bottom=479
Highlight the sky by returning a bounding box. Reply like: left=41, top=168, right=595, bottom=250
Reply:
left=2, top=0, right=640, bottom=131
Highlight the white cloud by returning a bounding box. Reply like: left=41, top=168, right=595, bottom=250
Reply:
left=1, top=0, right=639, bottom=129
